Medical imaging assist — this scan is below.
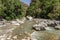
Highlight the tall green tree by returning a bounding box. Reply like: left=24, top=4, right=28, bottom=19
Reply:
left=0, top=0, right=27, bottom=20
left=26, top=0, right=60, bottom=19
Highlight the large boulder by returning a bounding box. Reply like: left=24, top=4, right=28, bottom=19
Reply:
left=54, top=21, right=60, bottom=25
left=47, top=20, right=56, bottom=27
left=55, top=25, right=60, bottom=30
left=40, top=22, right=48, bottom=27
left=33, top=21, right=48, bottom=31
left=33, top=24, right=45, bottom=31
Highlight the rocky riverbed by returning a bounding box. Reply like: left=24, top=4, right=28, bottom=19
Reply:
left=0, top=17, right=60, bottom=40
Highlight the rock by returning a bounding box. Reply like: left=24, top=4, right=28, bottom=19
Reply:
left=13, top=35, right=17, bottom=39
left=35, top=21, right=39, bottom=24
left=33, top=24, right=39, bottom=29
left=31, top=39, right=37, bottom=40
left=40, top=22, right=48, bottom=27
left=16, top=19, right=24, bottom=24
left=55, top=25, right=60, bottom=30
left=33, top=21, right=47, bottom=31
left=0, top=34, right=7, bottom=40
left=24, top=32, right=30, bottom=37
left=7, top=37, right=11, bottom=40
left=0, top=22, right=6, bottom=27
left=31, top=31, right=39, bottom=40
left=7, top=35, right=12, bottom=40
left=10, top=21, right=20, bottom=26
left=19, top=34, right=22, bottom=36
left=2, top=19, right=6, bottom=22
left=22, top=37, right=31, bottom=40
left=18, top=21, right=24, bottom=24
left=22, top=17, right=26, bottom=21
left=47, top=20, right=56, bottom=27
left=33, top=24, right=45, bottom=31
left=22, top=39, right=26, bottom=40
left=26, top=16, right=33, bottom=21
left=0, top=24, right=6, bottom=27
left=33, top=19, right=40, bottom=24
left=45, top=27, right=55, bottom=31
left=54, top=21, right=60, bottom=25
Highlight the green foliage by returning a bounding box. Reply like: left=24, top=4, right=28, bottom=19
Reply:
left=0, top=0, right=28, bottom=20
left=26, top=0, right=60, bottom=19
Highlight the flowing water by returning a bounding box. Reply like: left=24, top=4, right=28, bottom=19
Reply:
left=12, top=20, right=35, bottom=40
left=0, top=20, right=60, bottom=40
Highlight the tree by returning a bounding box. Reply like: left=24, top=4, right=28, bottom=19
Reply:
left=26, top=0, right=60, bottom=19
left=0, top=0, right=28, bottom=20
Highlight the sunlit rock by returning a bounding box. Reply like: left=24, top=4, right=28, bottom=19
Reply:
left=33, top=22, right=47, bottom=31
left=0, top=22, right=6, bottom=27
left=33, top=24, right=41, bottom=31
left=16, top=19, right=24, bottom=24
left=55, top=25, right=60, bottom=30
left=7, top=37, right=11, bottom=40
left=22, top=39, right=26, bottom=40
left=13, top=35, right=17, bottom=39
left=10, top=21, right=20, bottom=26
left=26, top=16, right=33, bottom=21
left=31, top=31, right=38, bottom=40
left=47, top=20, right=56, bottom=27
left=7, top=34, right=12, bottom=40
left=21, top=17, right=26, bottom=21
left=54, top=21, right=60, bottom=25
left=40, top=22, right=48, bottom=27
left=45, top=27, right=55, bottom=30
left=0, top=34, right=7, bottom=40
left=0, top=24, right=6, bottom=27
left=24, top=31, right=30, bottom=37
left=22, top=37, right=31, bottom=40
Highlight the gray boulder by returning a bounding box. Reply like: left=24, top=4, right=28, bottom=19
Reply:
left=54, top=21, right=60, bottom=25
left=33, top=23, right=46, bottom=31
left=55, top=25, right=60, bottom=30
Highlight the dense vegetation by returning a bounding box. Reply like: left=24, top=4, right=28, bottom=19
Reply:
left=0, top=0, right=28, bottom=20
left=26, top=0, right=60, bottom=19
left=0, top=0, right=60, bottom=20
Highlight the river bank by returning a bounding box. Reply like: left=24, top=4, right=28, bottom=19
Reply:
left=0, top=17, right=60, bottom=40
